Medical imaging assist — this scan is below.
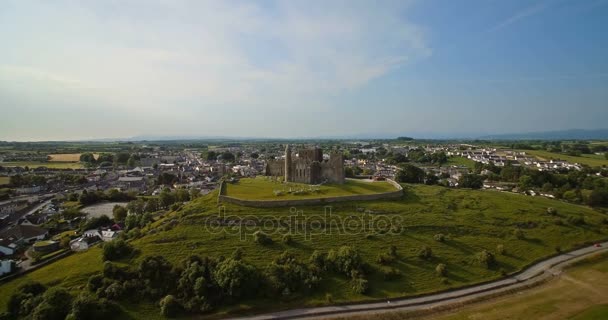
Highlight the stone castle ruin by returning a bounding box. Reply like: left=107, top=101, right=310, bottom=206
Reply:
left=265, top=145, right=345, bottom=184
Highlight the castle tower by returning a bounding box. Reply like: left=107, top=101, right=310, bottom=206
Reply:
left=284, top=144, right=292, bottom=182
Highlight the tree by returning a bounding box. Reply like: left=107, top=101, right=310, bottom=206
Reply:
left=79, top=153, right=96, bottom=164
left=213, top=258, right=260, bottom=298
left=206, top=151, right=217, bottom=161
left=250, top=153, right=259, bottom=159
left=518, top=175, right=534, bottom=190
left=459, top=174, right=484, bottom=189
left=112, top=205, right=127, bottom=222
left=220, top=152, right=235, bottom=162
left=160, top=295, right=180, bottom=317
left=102, top=240, right=133, bottom=261
left=68, top=294, right=120, bottom=320
left=476, top=250, right=496, bottom=268
left=159, top=189, right=176, bottom=208
left=32, top=287, right=72, bottom=320
left=395, top=164, right=425, bottom=183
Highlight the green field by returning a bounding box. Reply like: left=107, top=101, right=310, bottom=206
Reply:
left=0, top=161, right=84, bottom=169
left=446, top=156, right=476, bottom=169
left=1, top=184, right=607, bottom=318
left=521, top=150, right=608, bottom=167
left=0, top=176, right=9, bottom=185
left=224, top=177, right=398, bottom=200
left=336, top=252, right=608, bottom=320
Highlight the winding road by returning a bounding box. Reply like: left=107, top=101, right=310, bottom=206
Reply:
left=231, top=241, right=608, bottom=320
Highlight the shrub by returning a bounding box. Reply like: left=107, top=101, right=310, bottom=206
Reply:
left=213, top=258, right=260, bottom=298
left=567, top=215, right=585, bottom=225
left=418, top=246, right=433, bottom=260
left=102, top=240, right=133, bottom=261
left=253, top=231, right=273, bottom=245
left=160, top=295, right=180, bottom=318
left=350, top=277, right=369, bottom=294
left=496, top=244, right=505, bottom=255
left=547, top=207, right=558, bottom=215
left=513, top=229, right=525, bottom=240
left=376, top=253, right=395, bottom=265
left=331, top=246, right=364, bottom=276
left=434, top=233, right=446, bottom=242
left=325, top=293, right=333, bottom=303
left=476, top=250, right=496, bottom=268
left=381, top=267, right=401, bottom=280
left=282, top=234, right=293, bottom=244
left=388, top=245, right=398, bottom=257
left=309, top=250, right=327, bottom=270
left=435, top=263, right=446, bottom=276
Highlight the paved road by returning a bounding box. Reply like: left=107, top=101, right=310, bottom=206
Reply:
left=231, top=241, right=608, bottom=320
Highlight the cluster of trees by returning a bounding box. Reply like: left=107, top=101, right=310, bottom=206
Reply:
left=9, top=246, right=370, bottom=318
left=203, top=151, right=236, bottom=162
left=6, top=282, right=119, bottom=320
left=9, top=174, right=47, bottom=187
left=80, top=152, right=140, bottom=168
left=474, top=162, right=608, bottom=206
left=78, top=189, right=136, bottom=205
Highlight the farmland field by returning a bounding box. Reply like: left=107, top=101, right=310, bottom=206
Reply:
left=225, top=177, right=398, bottom=200
left=0, top=176, right=9, bottom=185
left=521, top=150, right=608, bottom=167
left=47, top=153, right=99, bottom=162
left=0, top=161, right=84, bottom=169
left=1, top=184, right=606, bottom=318
left=446, top=156, right=476, bottom=169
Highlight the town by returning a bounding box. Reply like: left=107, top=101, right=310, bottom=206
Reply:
left=1, top=139, right=607, bottom=279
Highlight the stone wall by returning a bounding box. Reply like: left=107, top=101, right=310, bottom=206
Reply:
left=218, top=179, right=403, bottom=208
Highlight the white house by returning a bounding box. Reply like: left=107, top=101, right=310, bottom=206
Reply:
left=0, top=259, right=14, bottom=276
left=0, top=239, right=16, bottom=256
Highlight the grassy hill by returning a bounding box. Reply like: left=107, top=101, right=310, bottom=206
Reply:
left=1, top=184, right=607, bottom=318
left=224, top=177, right=397, bottom=200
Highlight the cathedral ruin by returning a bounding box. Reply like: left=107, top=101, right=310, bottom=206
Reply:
left=265, top=145, right=345, bottom=184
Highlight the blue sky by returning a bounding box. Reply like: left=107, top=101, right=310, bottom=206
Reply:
left=0, top=0, right=607, bottom=141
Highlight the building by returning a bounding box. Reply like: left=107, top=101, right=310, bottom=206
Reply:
left=265, top=145, right=345, bottom=184
left=0, top=225, right=48, bottom=245
left=0, top=259, right=15, bottom=276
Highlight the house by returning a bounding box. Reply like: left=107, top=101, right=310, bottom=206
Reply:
left=0, top=239, right=16, bottom=256
left=117, top=176, right=146, bottom=192
left=0, top=225, right=49, bottom=245
left=101, top=229, right=120, bottom=242
left=0, top=259, right=15, bottom=276
left=69, top=236, right=100, bottom=252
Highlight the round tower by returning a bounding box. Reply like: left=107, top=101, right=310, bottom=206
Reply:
left=284, top=144, right=292, bottom=182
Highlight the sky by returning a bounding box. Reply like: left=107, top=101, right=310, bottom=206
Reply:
left=1, top=0, right=607, bottom=141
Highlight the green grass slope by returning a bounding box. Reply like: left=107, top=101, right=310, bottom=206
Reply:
left=225, top=177, right=397, bottom=200
left=1, top=184, right=607, bottom=317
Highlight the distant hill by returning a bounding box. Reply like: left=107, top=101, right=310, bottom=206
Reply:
left=479, top=129, right=608, bottom=140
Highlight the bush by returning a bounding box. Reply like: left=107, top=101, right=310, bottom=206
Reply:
left=381, top=267, right=401, bottom=280
left=68, top=294, right=120, bottom=320
left=350, top=277, right=369, bottom=294
left=418, top=246, right=433, bottom=260
left=567, top=215, right=585, bottom=225
left=213, top=258, right=260, bottom=298
left=435, top=263, right=446, bottom=276
left=102, top=240, right=133, bottom=261
left=282, top=234, right=293, bottom=244
left=496, top=244, right=505, bottom=255
left=325, top=293, right=333, bottom=303
left=434, top=233, right=446, bottom=242
left=309, top=250, right=327, bottom=270
left=513, top=229, right=525, bottom=240
left=476, top=250, right=496, bottom=268
left=253, top=231, right=273, bottom=245
left=330, top=246, right=364, bottom=276
left=376, top=253, right=395, bottom=265
left=160, top=295, right=180, bottom=318
left=547, top=207, right=558, bottom=215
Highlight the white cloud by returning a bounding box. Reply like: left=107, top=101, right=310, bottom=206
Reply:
left=0, top=0, right=430, bottom=139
